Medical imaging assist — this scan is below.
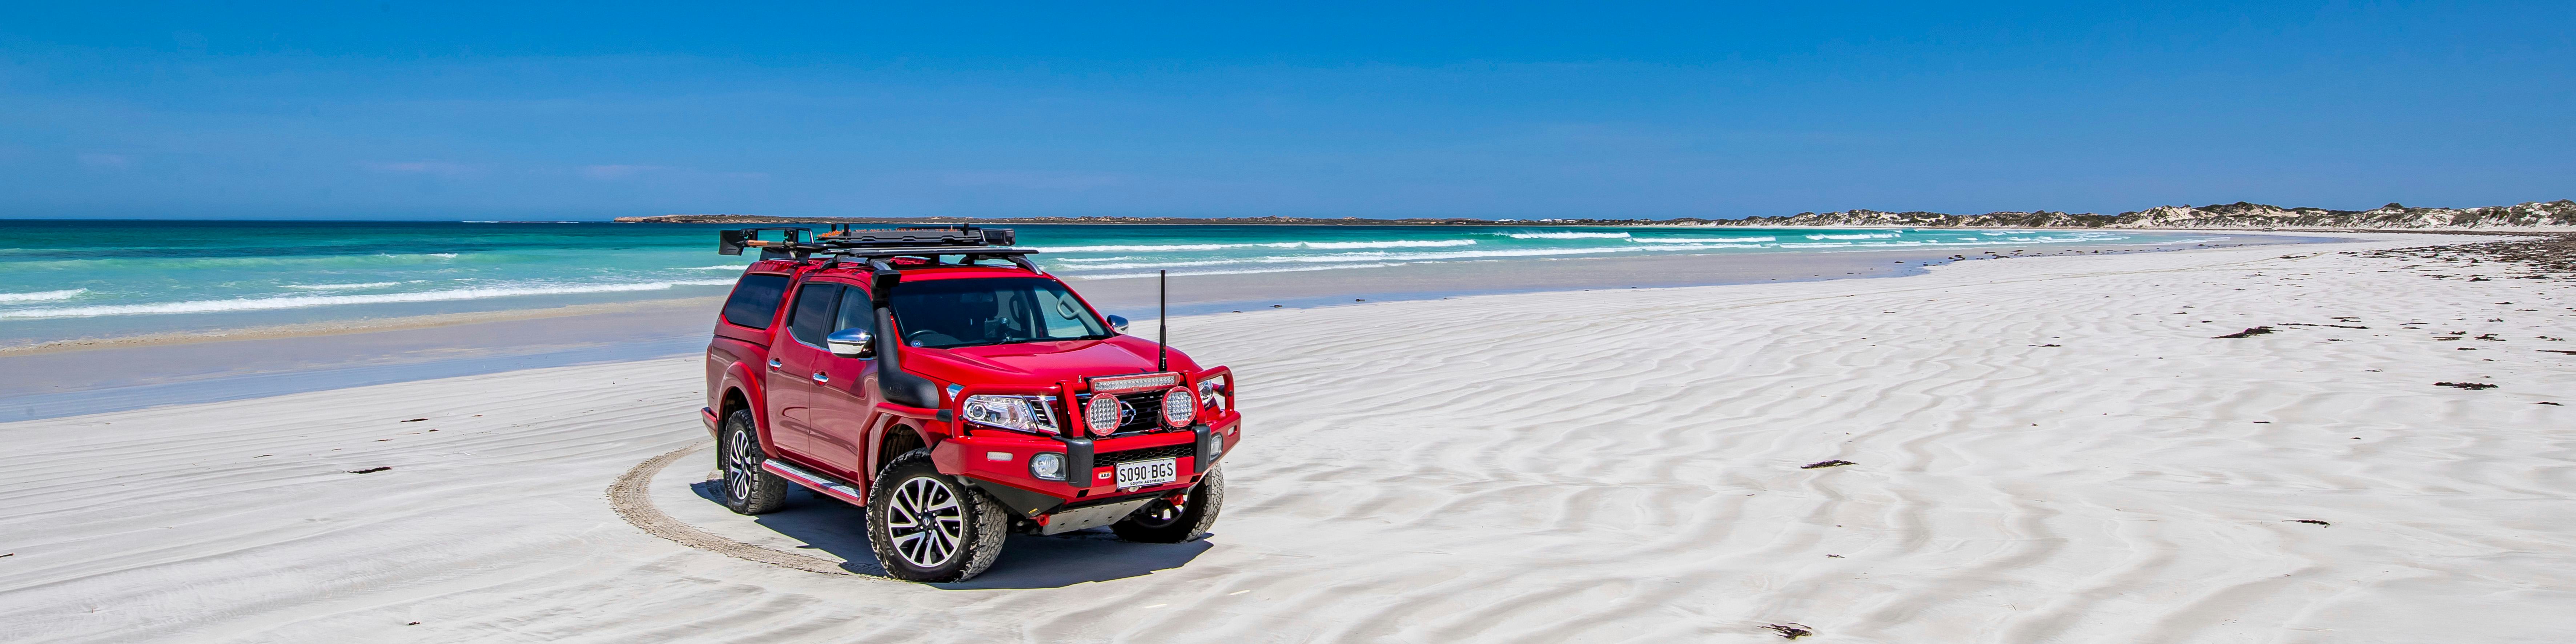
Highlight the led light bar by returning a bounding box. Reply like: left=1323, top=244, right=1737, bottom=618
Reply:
left=1088, top=372, right=1181, bottom=394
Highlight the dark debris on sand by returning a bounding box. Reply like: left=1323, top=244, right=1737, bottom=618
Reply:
left=2434, top=382, right=2499, bottom=390
left=2287, top=519, right=2331, bottom=527
left=2354, top=233, right=2576, bottom=281
left=2214, top=326, right=2277, bottom=338
left=1801, top=460, right=1857, bottom=470
left=347, top=466, right=393, bottom=474
left=1764, top=623, right=1815, bottom=639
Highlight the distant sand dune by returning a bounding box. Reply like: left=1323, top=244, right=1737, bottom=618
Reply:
left=2, top=234, right=2571, bottom=642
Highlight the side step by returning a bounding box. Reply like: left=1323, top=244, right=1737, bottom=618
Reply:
left=762, top=460, right=865, bottom=505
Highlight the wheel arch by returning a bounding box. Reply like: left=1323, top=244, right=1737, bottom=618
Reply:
left=876, top=422, right=927, bottom=478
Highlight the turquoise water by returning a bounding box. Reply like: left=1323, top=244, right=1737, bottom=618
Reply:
left=0, top=220, right=2220, bottom=344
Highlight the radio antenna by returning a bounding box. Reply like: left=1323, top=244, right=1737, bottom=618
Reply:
left=1156, top=269, right=1169, bottom=372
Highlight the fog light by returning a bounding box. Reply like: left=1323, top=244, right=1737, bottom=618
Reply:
left=1084, top=392, right=1121, bottom=436
left=1161, top=387, right=1196, bottom=427
left=1030, top=452, right=1065, bottom=481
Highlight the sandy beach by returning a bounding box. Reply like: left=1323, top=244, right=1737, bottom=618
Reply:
left=3, top=233, right=2571, bottom=642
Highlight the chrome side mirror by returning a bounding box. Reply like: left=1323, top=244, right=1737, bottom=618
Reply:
left=1105, top=314, right=1130, bottom=333
left=825, top=328, right=875, bottom=358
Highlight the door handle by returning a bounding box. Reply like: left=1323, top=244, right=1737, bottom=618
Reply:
left=767, top=358, right=782, bottom=370
left=811, top=372, right=829, bottom=383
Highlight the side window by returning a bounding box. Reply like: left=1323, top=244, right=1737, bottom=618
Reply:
left=1032, top=286, right=1093, bottom=337
left=832, top=286, right=874, bottom=335
left=719, top=274, right=790, bottom=329
left=787, top=283, right=841, bottom=347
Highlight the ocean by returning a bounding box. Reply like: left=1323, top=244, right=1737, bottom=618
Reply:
left=0, top=220, right=2218, bottom=346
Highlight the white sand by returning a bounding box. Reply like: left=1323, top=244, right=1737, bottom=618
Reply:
left=3, top=235, right=2571, bottom=642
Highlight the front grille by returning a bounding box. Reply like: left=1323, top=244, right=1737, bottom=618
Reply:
left=1111, top=391, right=1165, bottom=434
left=1054, top=391, right=1178, bottom=436
left=1099, top=443, right=1193, bottom=466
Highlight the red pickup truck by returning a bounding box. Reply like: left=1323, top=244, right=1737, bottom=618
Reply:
left=698, top=226, right=1240, bottom=582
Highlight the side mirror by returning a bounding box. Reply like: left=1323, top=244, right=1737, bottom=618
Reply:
left=825, top=328, right=875, bottom=358
left=1105, top=314, right=1130, bottom=333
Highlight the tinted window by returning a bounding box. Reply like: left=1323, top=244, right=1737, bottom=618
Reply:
left=787, top=283, right=843, bottom=347
left=833, top=286, right=875, bottom=334
left=719, top=274, right=790, bottom=329
left=890, top=277, right=1110, bottom=348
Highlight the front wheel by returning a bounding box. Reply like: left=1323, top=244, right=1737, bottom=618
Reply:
left=1113, top=467, right=1223, bottom=543
left=866, top=448, right=1010, bottom=581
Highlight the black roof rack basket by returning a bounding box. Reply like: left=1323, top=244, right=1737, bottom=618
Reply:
left=719, top=224, right=1029, bottom=263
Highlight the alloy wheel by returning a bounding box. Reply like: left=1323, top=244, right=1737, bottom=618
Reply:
left=725, top=427, right=757, bottom=502
left=885, top=476, right=966, bottom=568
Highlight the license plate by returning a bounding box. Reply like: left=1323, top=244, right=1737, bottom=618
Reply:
left=1114, top=457, right=1178, bottom=488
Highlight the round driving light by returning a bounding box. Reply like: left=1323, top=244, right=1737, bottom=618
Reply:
left=1161, top=387, right=1196, bottom=427
left=1029, top=452, right=1065, bottom=481
left=1084, top=392, right=1121, bottom=437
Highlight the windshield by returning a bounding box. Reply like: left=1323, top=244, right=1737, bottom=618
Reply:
left=889, top=277, right=1112, bottom=348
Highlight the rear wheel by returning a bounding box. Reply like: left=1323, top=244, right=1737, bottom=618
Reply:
left=1113, top=467, right=1223, bottom=543
left=718, top=409, right=789, bottom=515
left=866, top=448, right=1010, bottom=581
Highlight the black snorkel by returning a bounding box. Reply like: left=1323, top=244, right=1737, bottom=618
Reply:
left=868, top=259, right=940, bottom=409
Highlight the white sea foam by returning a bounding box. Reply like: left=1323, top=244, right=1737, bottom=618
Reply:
left=1082, top=263, right=1408, bottom=279
left=0, top=288, right=87, bottom=303
left=1805, top=233, right=1900, bottom=240
left=1494, top=232, right=1632, bottom=240
left=1054, top=256, right=1139, bottom=263
left=1294, top=240, right=1475, bottom=249
left=1041, top=239, right=1475, bottom=253
left=281, top=281, right=407, bottom=290
left=1054, top=242, right=1783, bottom=273
left=0, top=279, right=738, bottom=320
left=1628, top=236, right=1775, bottom=243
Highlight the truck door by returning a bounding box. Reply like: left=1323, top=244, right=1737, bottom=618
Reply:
left=767, top=280, right=844, bottom=457
left=804, top=282, right=881, bottom=482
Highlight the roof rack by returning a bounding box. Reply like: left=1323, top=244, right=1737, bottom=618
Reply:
left=719, top=224, right=1040, bottom=272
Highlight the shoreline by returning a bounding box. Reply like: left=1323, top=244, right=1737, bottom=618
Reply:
left=0, top=231, right=2380, bottom=420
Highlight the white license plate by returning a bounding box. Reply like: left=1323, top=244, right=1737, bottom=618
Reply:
left=1114, top=457, right=1178, bottom=488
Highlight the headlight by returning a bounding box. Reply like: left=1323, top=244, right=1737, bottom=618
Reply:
left=1199, top=376, right=1227, bottom=411
left=1029, top=452, right=1066, bottom=481
left=960, top=395, right=1058, bottom=435
left=1161, top=387, right=1196, bottom=427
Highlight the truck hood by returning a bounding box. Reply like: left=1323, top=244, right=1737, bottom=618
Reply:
left=905, top=335, right=1199, bottom=388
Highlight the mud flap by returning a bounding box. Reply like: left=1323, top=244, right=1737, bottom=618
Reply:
left=1192, top=424, right=1217, bottom=474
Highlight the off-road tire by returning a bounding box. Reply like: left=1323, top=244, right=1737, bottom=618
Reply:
left=718, top=409, right=791, bottom=515
left=1112, top=466, right=1224, bottom=543
left=866, top=448, right=1010, bottom=582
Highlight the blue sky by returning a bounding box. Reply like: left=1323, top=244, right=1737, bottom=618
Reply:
left=3, top=2, right=2569, bottom=220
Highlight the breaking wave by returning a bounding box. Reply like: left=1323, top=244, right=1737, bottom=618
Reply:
left=1628, top=236, right=1775, bottom=243
left=1041, top=239, right=1474, bottom=253
left=1491, top=232, right=1632, bottom=240
left=1081, top=263, right=1409, bottom=279
left=281, top=281, right=410, bottom=290
left=0, top=288, right=86, bottom=303
left=0, top=279, right=738, bottom=319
